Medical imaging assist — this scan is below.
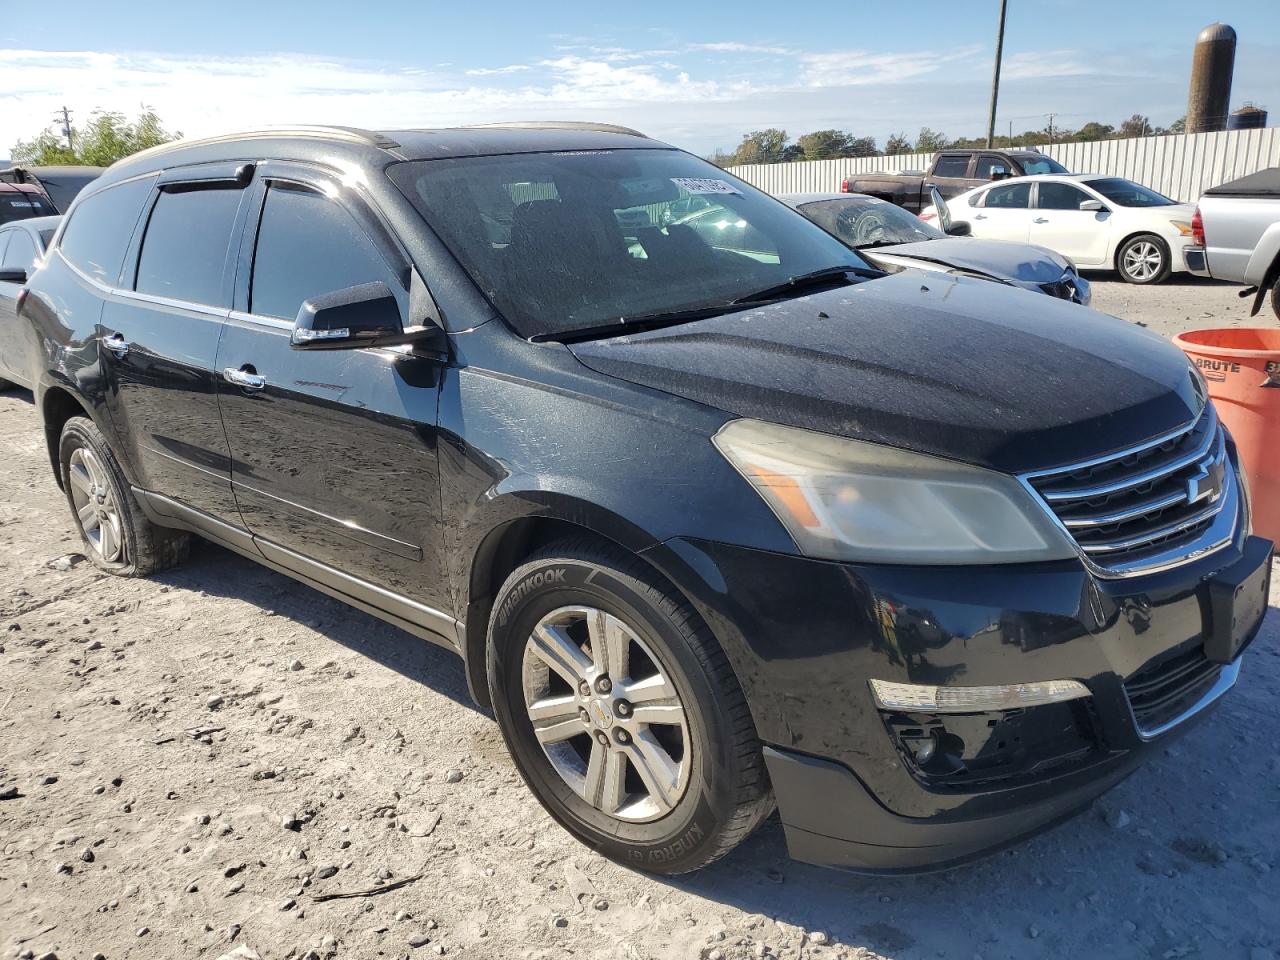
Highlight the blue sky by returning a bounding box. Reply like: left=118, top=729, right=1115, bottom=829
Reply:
left=3, top=0, right=1277, bottom=156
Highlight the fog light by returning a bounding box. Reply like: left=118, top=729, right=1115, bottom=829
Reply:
left=869, top=678, right=1090, bottom=713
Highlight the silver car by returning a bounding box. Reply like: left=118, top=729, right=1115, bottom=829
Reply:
left=780, top=188, right=1090, bottom=306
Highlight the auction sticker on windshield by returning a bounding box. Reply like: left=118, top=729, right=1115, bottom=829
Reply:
left=671, top=178, right=742, bottom=195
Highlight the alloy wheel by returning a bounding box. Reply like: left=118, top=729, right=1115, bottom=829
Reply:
left=67, top=446, right=124, bottom=563
left=521, top=605, right=690, bottom=823
left=1122, top=240, right=1163, bottom=281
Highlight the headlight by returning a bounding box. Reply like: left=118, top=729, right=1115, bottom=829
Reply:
left=713, top=419, right=1077, bottom=564
left=1171, top=220, right=1193, bottom=236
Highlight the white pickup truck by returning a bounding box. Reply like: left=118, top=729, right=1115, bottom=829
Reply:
left=1188, top=167, right=1280, bottom=320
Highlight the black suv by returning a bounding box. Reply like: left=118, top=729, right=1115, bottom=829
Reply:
left=16, top=124, right=1271, bottom=875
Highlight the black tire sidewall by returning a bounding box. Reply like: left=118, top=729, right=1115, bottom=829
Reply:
left=58, top=417, right=143, bottom=575
left=1118, top=234, right=1170, bottom=284
left=488, top=554, right=741, bottom=872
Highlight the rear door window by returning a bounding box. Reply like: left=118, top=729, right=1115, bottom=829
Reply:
left=932, top=155, right=971, bottom=179
left=250, top=184, right=400, bottom=321
left=982, top=182, right=1032, bottom=208
left=2, top=230, right=37, bottom=272
left=59, top=177, right=154, bottom=285
left=135, top=186, right=243, bottom=306
left=0, top=191, right=55, bottom=225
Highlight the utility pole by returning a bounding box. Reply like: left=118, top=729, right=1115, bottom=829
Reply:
left=985, top=0, right=1009, bottom=148
left=55, top=106, right=74, bottom=152
left=1008, top=119, right=1013, bottom=144
left=1045, top=112, right=1057, bottom=142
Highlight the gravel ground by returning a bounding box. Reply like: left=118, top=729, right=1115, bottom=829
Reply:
left=2, top=276, right=1278, bottom=960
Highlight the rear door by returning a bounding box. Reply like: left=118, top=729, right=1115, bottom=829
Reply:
left=0, top=226, right=39, bottom=385
left=1030, top=180, right=1111, bottom=266
left=928, top=153, right=976, bottom=200
left=215, top=162, right=451, bottom=618
left=968, top=181, right=1033, bottom=242
left=97, top=163, right=252, bottom=524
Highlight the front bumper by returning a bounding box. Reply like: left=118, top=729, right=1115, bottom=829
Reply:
left=642, top=529, right=1271, bottom=873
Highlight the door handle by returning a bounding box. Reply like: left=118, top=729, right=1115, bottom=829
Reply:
left=102, top=333, right=129, bottom=358
left=1033, top=217, right=1050, bottom=224
left=974, top=214, right=988, bottom=220
left=223, top=366, right=267, bottom=392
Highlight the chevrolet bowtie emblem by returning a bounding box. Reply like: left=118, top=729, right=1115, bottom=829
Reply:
left=1185, top=458, right=1225, bottom=505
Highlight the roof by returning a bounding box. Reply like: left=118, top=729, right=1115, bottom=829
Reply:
left=1205, top=167, right=1280, bottom=198
left=0, top=165, right=106, bottom=179
left=0, top=215, right=61, bottom=232
left=0, top=181, right=45, bottom=194
left=104, top=123, right=670, bottom=186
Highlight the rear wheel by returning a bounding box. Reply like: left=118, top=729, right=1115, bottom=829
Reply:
left=1117, top=234, right=1170, bottom=284
left=1270, top=273, right=1280, bottom=321
left=58, top=416, right=189, bottom=576
left=487, top=538, right=773, bottom=874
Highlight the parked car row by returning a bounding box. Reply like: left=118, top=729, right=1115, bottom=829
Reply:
left=0, top=215, right=59, bottom=389
left=1, top=122, right=1270, bottom=878
left=842, top=148, right=1068, bottom=212
left=0, top=165, right=104, bottom=214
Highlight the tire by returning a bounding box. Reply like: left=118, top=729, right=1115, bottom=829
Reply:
left=58, top=416, right=190, bottom=576
left=1270, top=274, right=1280, bottom=321
left=0, top=375, right=13, bottom=390
left=1116, top=233, right=1171, bottom=284
left=486, top=537, right=773, bottom=874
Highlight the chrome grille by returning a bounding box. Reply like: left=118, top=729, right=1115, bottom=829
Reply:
left=1023, top=405, right=1233, bottom=573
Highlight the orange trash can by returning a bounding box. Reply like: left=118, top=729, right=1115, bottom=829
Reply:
left=1173, top=327, right=1280, bottom=542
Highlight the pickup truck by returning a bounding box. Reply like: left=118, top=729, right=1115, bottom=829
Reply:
left=1187, top=167, right=1280, bottom=319
left=843, top=149, right=1068, bottom=213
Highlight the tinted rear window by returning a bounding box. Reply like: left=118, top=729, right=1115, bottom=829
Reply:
left=136, top=187, right=243, bottom=305
left=60, top=177, right=154, bottom=285
left=1, top=230, right=37, bottom=272
left=1, top=191, right=56, bottom=225
left=932, top=155, right=971, bottom=178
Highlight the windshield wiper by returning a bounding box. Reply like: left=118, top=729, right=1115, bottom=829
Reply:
left=730, top=265, right=871, bottom=305
left=533, top=302, right=746, bottom=344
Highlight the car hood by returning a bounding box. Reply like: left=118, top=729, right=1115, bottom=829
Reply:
left=568, top=270, right=1201, bottom=474
left=869, top=237, right=1070, bottom=284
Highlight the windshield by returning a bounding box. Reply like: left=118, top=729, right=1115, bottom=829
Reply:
left=1083, top=177, right=1176, bottom=207
left=798, top=197, right=943, bottom=247
left=389, top=149, right=870, bottom=339
left=1019, top=155, right=1068, bottom=175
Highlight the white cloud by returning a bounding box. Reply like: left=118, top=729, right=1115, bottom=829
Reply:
left=799, top=45, right=984, bottom=87
left=688, top=41, right=797, bottom=56
left=464, top=64, right=532, bottom=76
left=1001, top=51, right=1097, bottom=80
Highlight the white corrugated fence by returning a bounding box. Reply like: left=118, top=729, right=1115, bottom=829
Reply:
left=726, top=128, right=1280, bottom=202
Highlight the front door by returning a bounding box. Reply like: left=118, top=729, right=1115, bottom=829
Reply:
left=215, top=164, right=450, bottom=618
left=928, top=153, right=977, bottom=200
left=97, top=165, right=252, bottom=523
left=1030, top=181, right=1112, bottom=266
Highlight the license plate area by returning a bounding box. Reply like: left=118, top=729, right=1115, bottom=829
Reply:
left=1204, top=536, right=1273, bottom=664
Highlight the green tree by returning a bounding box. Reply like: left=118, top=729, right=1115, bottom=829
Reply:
left=1074, top=121, right=1116, bottom=141
left=1118, top=113, right=1151, bottom=139
left=914, top=127, right=947, bottom=152
left=731, top=128, right=791, bottom=165
left=794, top=130, right=878, bottom=160
left=884, top=132, right=913, bottom=155
left=11, top=109, right=179, bottom=167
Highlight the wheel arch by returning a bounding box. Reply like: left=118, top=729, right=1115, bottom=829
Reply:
left=39, top=381, right=104, bottom=490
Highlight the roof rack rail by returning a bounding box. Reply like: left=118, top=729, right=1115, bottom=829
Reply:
left=117, top=125, right=402, bottom=167
left=466, top=120, right=649, bottom=138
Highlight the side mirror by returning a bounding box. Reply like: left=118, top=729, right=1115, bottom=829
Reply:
left=0, top=267, right=27, bottom=283
left=291, top=281, right=446, bottom=354
left=1079, top=199, right=1105, bottom=212
left=989, top=165, right=1009, bottom=180
left=946, top=221, right=972, bottom=237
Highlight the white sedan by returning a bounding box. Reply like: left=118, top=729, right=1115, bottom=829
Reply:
left=931, top=174, right=1196, bottom=284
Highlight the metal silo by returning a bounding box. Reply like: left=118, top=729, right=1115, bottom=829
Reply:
left=1227, top=103, right=1268, bottom=130
left=1187, top=23, right=1236, bottom=133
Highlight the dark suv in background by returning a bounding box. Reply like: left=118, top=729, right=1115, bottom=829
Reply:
left=16, top=123, right=1271, bottom=875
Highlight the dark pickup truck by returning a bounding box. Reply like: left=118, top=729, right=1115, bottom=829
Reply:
left=843, top=149, right=1068, bottom=212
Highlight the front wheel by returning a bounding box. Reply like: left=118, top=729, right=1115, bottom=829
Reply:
left=1270, top=273, right=1280, bottom=321
left=1117, top=234, right=1171, bottom=284
left=487, top=539, right=773, bottom=874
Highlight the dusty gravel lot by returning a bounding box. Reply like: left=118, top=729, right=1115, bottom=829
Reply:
left=2, top=274, right=1278, bottom=960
